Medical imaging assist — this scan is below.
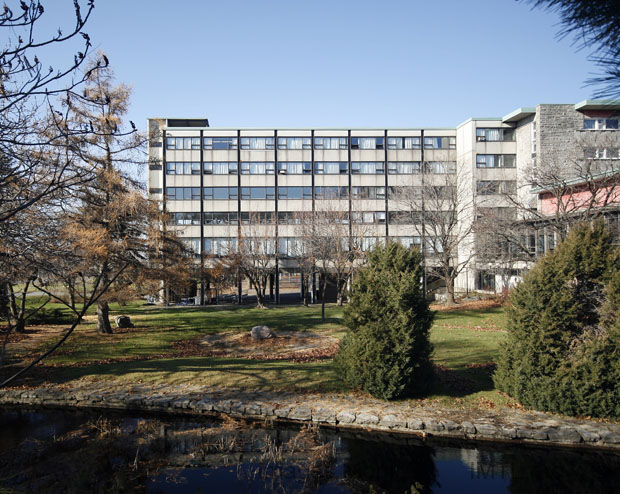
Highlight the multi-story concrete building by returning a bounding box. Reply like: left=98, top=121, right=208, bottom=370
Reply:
left=148, top=100, right=620, bottom=302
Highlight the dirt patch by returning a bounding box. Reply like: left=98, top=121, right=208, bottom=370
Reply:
left=186, top=330, right=340, bottom=362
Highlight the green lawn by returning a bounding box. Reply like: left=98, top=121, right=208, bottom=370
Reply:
left=7, top=301, right=517, bottom=409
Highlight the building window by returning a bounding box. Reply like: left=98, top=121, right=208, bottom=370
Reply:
left=182, top=238, right=201, bottom=256
left=476, top=128, right=515, bottom=142
left=277, top=137, right=312, bottom=150
left=351, top=162, right=385, bottom=174
left=277, top=162, right=312, bottom=174
left=165, top=162, right=201, bottom=175
left=476, top=271, right=496, bottom=291
left=387, top=161, right=421, bottom=174
left=171, top=212, right=201, bottom=225
left=240, top=137, right=275, bottom=150
left=584, top=147, right=620, bottom=159
left=429, top=161, right=457, bottom=174
left=279, top=237, right=304, bottom=257
left=351, top=211, right=386, bottom=224
left=165, top=187, right=202, bottom=201
left=424, top=136, right=456, bottom=149
left=240, top=187, right=276, bottom=200
left=203, top=238, right=237, bottom=256
left=204, top=212, right=238, bottom=225
left=240, top=162, right=275, bottom=174
left=476, top=180, right=517, bottom=195
left=387, top=137, right=421, bottom=150
left=203, top=187, right=238, bottom=200
left=166, top=137, right=201, bottom=150
left=314, top=137, right=348, bottom=150
left=476, top=154, right=516, bottom=168
left=203, top=137, right=238, bottom=150
left=396, top=236, right=422, bottom=248
left=315, top=186, right=348, bottom=200
left=240, top=212, right=275, bottom=224
left=351, top=137, right=385, bottom=150
left=278, top=186, right=313, bottom=200
left=204, top=162, right=238, bottom=174
left=314, top=162, right=348, bottom=174
left=584, top=118, right=620, bottom=130
left=351, top=186, right=386, bottom=200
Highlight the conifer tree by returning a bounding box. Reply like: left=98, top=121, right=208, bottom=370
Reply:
left=495, top=221, right=620, bottom=418
left=334, top=242, right=434, bottom=400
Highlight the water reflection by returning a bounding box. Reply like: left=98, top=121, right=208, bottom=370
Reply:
left=1, top=407, right=619, bottom=493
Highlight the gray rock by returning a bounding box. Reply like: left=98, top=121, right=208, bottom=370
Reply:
left=441, top=420, right=459, bottom=431
left=577, top=429, right=600, bottom=443
left=289, top=406, right=312, bottom=421
left=427, top=420, right=445, bottom=432
left=246, top=403, right=262, bottom=415
left=251, top=325, right=277, bottom=340
left=194, top=400, right=214, bottom=412
left=172, top=398, right=190, bottom=409
left=407, top=418, right=425, bottom=430
left=356, top=413, right=379, bottom=425
left=461, top=422, right=476, bottom=434
left=600, top=431, right=620, bottom=444
left=336, top=411, right=356, bottom=424
left=516, top=428, right=549, bottom=440
left=231, top=402, right=246, bottom=414
left=214, top=400, right=232, bottom=413
left=261, top=404, right=275, bottom=416
left=115, top=315, right=134, bottom=328
left=379, top=414, right=406, bottom=428
left=275, top=406, right=292, bottom=418
left=547, top=427, right=582, bottom=444
left=474, top=424, right=497, bottom=436
left=500, top=427, right=518, bottom=439
left=312, top=408, right=337, bottom=424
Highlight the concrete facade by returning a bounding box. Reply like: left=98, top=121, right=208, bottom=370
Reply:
left=148, top=100, right=620, bottom=300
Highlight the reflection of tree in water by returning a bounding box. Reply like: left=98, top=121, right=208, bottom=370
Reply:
left=507, top=448, right=620, bottom=494
left=342, top=436, right=437, bottom=493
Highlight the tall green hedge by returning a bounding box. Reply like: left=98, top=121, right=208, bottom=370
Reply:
left=494, top=221, right=620, bottom=418
left=334, top=242, right=434, bottom=400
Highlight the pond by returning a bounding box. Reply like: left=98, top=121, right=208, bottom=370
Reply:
left=1, top=407, right=619, bottom=493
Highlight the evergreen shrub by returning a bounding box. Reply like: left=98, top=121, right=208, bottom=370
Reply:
left=334, top=242, right=434, bottom=400
left=494, top=221, right=620, bottom=418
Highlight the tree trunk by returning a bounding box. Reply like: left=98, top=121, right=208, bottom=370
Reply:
left=321, top=276, right=328, bottom=321
left=445, top=278, right=457, bottom=306
left=97, top=301, right=114, bottom=334
left=13, top=317, right=25, bottom=334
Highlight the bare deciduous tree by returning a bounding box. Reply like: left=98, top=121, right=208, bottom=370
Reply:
left=392, top=165, right=476, bottom=305
left=237, top=212, right=276, bottom=308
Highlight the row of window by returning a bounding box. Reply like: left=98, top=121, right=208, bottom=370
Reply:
left=584, top=147, right=620, bottom=159
left=171, top=211, right=397, bottom=226
left=166, top=160, right=457, bottom=175
left=185, top=236, right=444, bottom=256
left=166, top=186, right=444, bottom=201
left=584, top=118, right=619, bottom=130
left=166, top=135, right=457, bottom=151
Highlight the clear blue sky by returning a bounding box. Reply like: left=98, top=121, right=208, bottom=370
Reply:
left=38, top=0, right=602, bottom=130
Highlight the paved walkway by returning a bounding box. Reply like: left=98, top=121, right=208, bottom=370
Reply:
left=1, top=382, right=619, bottom=451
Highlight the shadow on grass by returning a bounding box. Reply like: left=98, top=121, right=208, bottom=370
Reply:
left=430, top=365, right=496, bottom=398
left=29, top=357, right=345, bottom=394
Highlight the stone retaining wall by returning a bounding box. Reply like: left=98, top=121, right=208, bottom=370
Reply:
left=1, top=384, right=619, bottom=451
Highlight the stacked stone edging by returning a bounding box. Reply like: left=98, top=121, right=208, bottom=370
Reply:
left=1, top=384, right=619, bottom=451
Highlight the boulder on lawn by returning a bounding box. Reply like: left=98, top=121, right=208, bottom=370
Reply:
left=250, top=325, right=277, bottom=340
left=115, top=315, right=134, bottom=329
